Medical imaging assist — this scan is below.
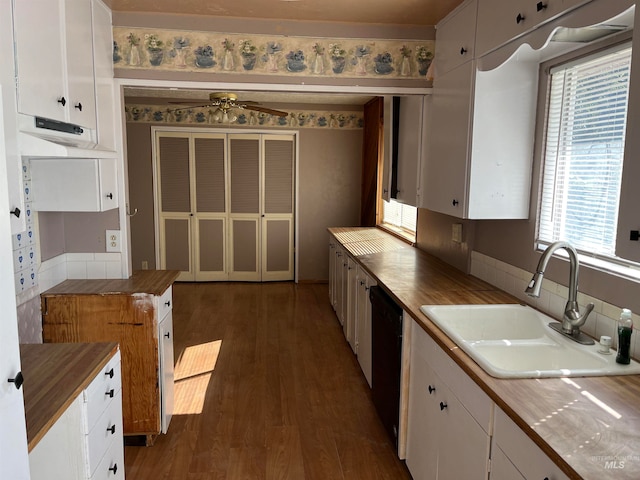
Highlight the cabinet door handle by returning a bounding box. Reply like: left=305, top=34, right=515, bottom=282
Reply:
left=439, top=401, right=448, bottom=411
left=460, top=47, right=467, bottom=55
left=360, top=280, right=365, bottom=286
left=452, top=199, right=459, bottom=206
left=105, top=368, right=114, bottom=379
left=107, top=424, right=116, bottom=435
left=164, top=332, right=171, bottom=339
left=428, top=385, right=436, bottom=394
left=106, top=193, right=113, bottom=200
left=164, top=300, right=171, bottom=307
left=8, top=372, right=24, bottom=390
left=57, top=96, right=66, bottom=107
left=516, top=13, right=525, bottom=24
left=109, top=463, right=118, bottom=475
left=536, top=2, right=547, bottom=11
left=106, top=388, right=115, bottom=398
left=9, top=207, right=21, bottom=218
left=74, top=102, right=83, bottom=111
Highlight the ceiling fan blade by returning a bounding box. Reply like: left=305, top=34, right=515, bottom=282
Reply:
left=244, top=105, right=289, bottom=117
left=167, top=101, right=213, bottom=106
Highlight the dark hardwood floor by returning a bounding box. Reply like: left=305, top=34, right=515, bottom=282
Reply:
left=124, top=282, right=411, bottom=479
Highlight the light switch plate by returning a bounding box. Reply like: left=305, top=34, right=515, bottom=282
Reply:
left=106, top=230, right=121, bottom=252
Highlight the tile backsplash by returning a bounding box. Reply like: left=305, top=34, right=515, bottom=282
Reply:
left=471, top=250, right=640, bottom=360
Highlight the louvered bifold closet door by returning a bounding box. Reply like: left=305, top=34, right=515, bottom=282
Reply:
left=194, top=134, right=228, bottom=281
left=157, top=133, right=194, bottom=281
left=262, top=135, right=295, bottom=281
left=229, top=134, right=261, bottom=281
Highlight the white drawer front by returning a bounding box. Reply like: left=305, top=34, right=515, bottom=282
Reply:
left=90, top=429, right=125, bottom=480
left=84, top=353, right=122, bottom=432
left=156, top=285, right=173, bottom=321
left=413, top=320, right=493, bottom=433
left=86, top=390, right=123, bottom=478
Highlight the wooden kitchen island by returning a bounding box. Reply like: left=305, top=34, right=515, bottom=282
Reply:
left=40, top=270, right=179, bottom=443
left=330, top=227, right=640, bottom=480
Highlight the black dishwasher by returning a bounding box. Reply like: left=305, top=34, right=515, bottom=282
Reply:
left=370, top=285, right=403, bottom=450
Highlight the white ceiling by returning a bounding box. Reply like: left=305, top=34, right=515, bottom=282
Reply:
left=107, top=0, right=463, bottom=27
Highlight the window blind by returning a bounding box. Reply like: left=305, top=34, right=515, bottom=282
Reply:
left=538, top=45, right=631, bottom=257
left=382, top=199, right=417, bottom=233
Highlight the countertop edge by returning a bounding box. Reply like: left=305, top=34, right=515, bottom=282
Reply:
left=21, top=342, right=119, bottom=451
left=331, top=227, right=630, bottom=480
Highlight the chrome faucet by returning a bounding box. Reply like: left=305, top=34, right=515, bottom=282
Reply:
left=525, top=241, right=595, bottom=345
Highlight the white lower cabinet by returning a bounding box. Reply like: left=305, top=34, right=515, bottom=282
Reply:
left=345, top=256, right=358, bottom=352
left=29, top=351, right=124, bottom=480
left=355, top=266, right=376, bottom=386
left=158, top=304, right=175, bottom=434
left=406, top=321, right=491, bottom=480
left=407, top=318, right=572, bottom=480
left=492, top=406, right=569, bottom=480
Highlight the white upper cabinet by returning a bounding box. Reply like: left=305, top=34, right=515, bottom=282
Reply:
left=13, top=0, right=98, bottom=130
left=476, top=0, right=593, bottom=57
left=395, top=96, right=427, bottom=207
left=424, top=0, right=538, bottom=219
left=91, top=0, right=116, bottom=151
left=65, top=0, right=97, bottom=129
left=434, top=0, right=477, bottom=75
left=13, top=0, right=67, bottom=124
left=30, top=158, right=118, bottom=212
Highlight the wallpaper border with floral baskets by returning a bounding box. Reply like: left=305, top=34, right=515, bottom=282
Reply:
left=113, top=27, right=435, bottom=80
left=125, top=105, right=364, bottom=129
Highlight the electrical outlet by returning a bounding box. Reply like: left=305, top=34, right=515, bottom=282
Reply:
left=141, top=260, right=149, bottom=270
left=106, top=230, right=121, bottom=252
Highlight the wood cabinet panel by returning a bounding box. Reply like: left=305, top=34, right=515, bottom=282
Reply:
left=42, top=294, right=160, bottom=436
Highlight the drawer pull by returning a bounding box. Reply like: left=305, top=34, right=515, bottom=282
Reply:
left=107, top=424, right=116, bottom=435
left=106, top=388, right=115, bottom=398
left=439, top=401, right=448, bottom=411
left=164, top=300, right=171, bottom=307
left=8, top=371, right=24, bottom=390
left=164, top=332, right=171, bottom=339
left=428, top=385, right=436, bottom=394
left=516, top=13, right=525, bottom=24
left=57, top=96, right=67, bottom=107
left=109, top=463, right=118, bottom=475
left=460, top=47, right=467, bottom=55
left=105, top=368, right=114, bottom=379
left=106, top=193, right=113, bottom=200
left=9, top=207, right=20, bottom=218
left=536, top=2, right=547, bottom=11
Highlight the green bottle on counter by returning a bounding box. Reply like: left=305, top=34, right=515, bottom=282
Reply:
left=616, top=308, right=633, bottom=365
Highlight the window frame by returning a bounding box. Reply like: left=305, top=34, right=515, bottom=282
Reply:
left=534, top=35, right=640, bottom=279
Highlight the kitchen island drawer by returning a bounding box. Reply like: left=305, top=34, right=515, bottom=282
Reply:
left=156, top=285, right=173, bottom=321
left=86, top=390, right=122, bottom=478
left=83, top=352, right=121, bottom=432
left=90, top=430, right=125, bottom=480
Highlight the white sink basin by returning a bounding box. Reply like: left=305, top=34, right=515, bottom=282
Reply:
left=420, top=304, right=640, bottom=378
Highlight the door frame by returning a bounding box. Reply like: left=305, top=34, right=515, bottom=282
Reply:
left=151, top=125, right=299, bottom=281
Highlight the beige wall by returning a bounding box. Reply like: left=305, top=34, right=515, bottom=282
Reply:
left=38, top=210, right=120, bottom=262
left=126, top=122, right=362, bottom=281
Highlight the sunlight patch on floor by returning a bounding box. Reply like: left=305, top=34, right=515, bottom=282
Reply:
left=173, top=340, right=222, bottom=415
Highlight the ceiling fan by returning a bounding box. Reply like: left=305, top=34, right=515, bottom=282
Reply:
left=169, top=92, right=289, bottom=118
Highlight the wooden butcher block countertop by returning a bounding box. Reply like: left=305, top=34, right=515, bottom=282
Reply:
left=42, top=269, right=180, bottom=296
left=330, top=227, right=640, bottom=480
left=20, top=342, right=119, bottom=451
